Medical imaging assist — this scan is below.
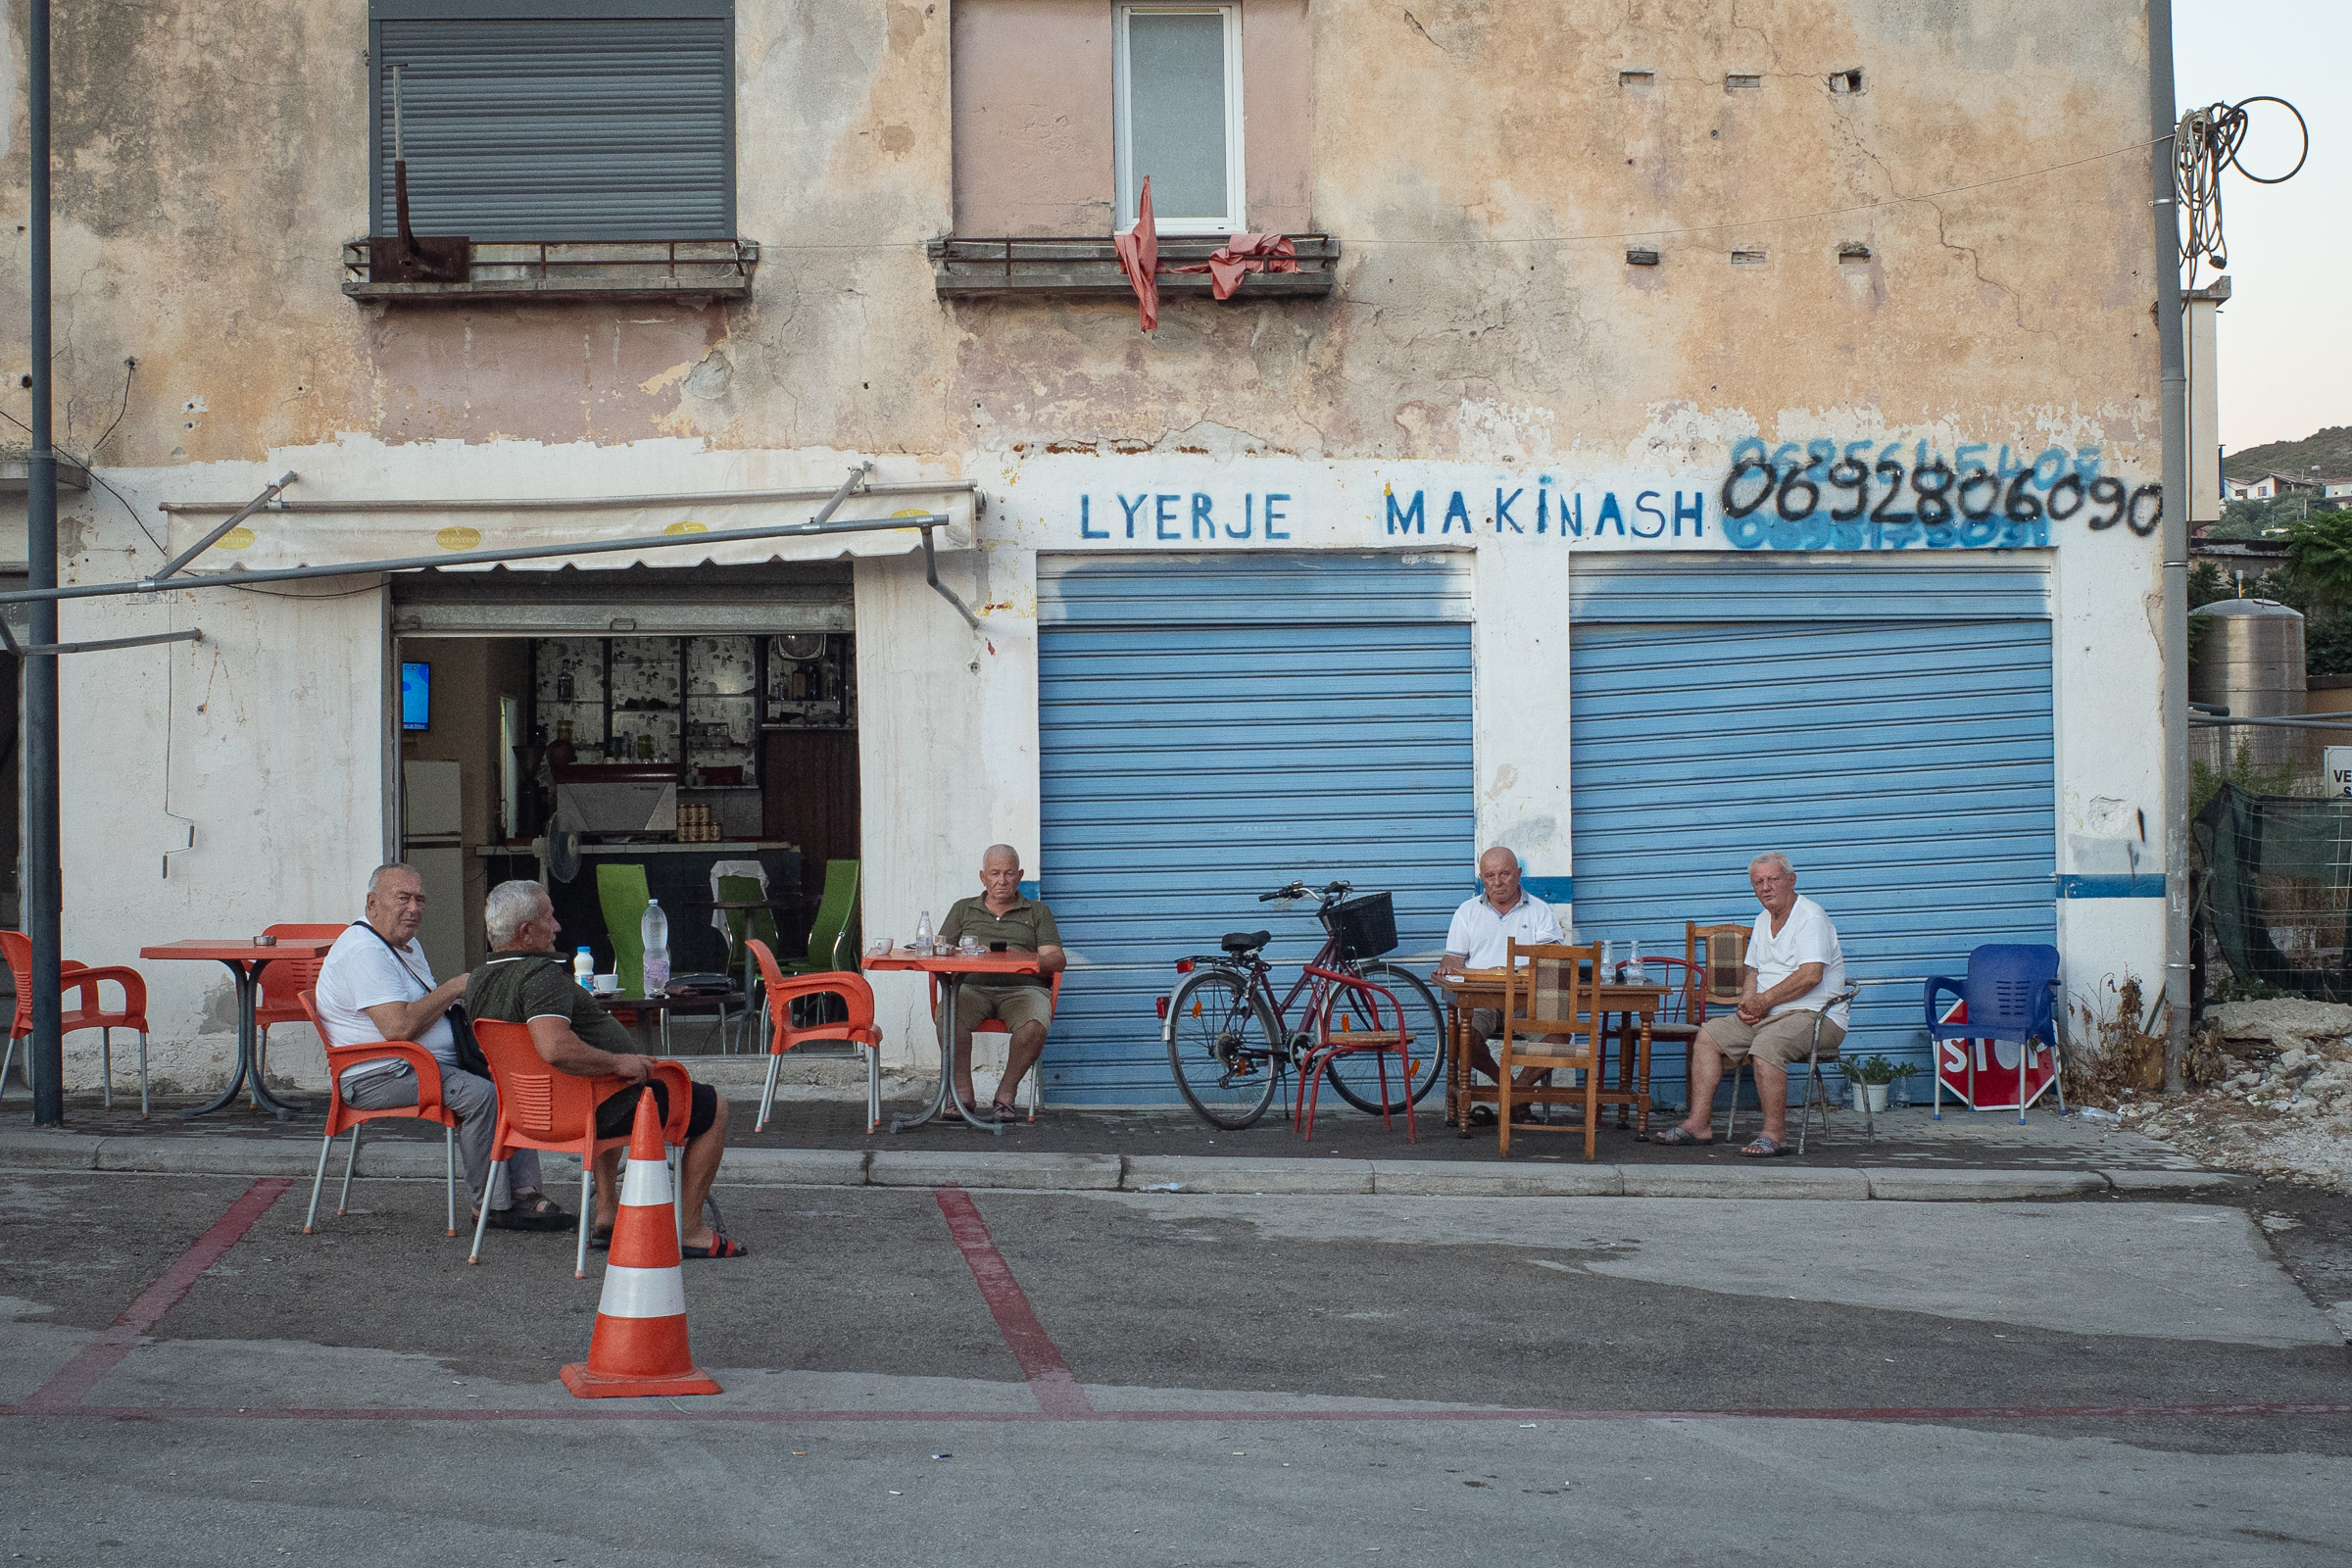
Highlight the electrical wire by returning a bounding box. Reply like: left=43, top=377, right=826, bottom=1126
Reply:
left=2176, top=95, right=2308, bottom=288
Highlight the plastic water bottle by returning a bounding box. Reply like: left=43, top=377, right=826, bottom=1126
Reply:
left=1599, top=939, right=1617, bottom=981
left=915, top=910, right=934, bottom=954
left=572, top=947, right=595, bottom=991
left=640, top=900, right=671, bottom=997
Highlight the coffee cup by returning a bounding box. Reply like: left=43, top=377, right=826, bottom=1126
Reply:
left=593, top=973, right=619, bottom=996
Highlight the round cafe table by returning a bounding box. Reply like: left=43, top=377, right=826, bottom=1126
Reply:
left=861, top=950, right=1043, bottom=1136
left=139, top=937, right=338, bottom=1120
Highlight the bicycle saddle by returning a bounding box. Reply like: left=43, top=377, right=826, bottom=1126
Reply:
left=1221, top=930, right=1272, bottom=955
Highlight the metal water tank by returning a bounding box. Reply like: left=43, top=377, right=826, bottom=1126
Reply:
left=2190, top=599, right=2308, bottom=775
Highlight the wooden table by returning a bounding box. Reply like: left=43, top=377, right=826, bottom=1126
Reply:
left=862, top=951, right=1044, bottom=1136
left=139, top=938, right=338, bottom=1120
left=1435, top=968, right=1663, bottom=1140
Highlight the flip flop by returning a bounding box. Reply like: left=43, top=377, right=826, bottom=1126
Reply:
left=1740, top=1135, right=1788, bottom=1158
left=1652, top=1126, right=1713, bottom=1147
left=681, top=1233, right=748, bottom=1260
left=990, top=1100, right=1021, bottom=1123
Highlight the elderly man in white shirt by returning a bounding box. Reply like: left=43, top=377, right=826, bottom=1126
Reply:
left=1439, top=846, right=1567, bottom=1116
left=1656, top=851, right=1849, bottom=1157
left=314, top=862, right=564, bottom=1230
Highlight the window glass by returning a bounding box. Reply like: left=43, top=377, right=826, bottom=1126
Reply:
left=1127, top=13, right=1230, bottom=222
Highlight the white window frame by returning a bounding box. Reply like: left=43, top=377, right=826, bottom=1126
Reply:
left=1113, top=2, right=1247, bottom=235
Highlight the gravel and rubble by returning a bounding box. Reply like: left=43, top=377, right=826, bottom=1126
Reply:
left=2106, top=1000, right=2352, bottom=1188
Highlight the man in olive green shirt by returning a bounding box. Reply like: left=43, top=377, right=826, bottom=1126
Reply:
left=938, top=844, right=1066, bottom=1122
left=468, top=880, right=742, bottom=1258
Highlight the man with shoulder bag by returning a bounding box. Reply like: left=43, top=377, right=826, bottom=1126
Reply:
left=313, top=862, right=567, bottom=1230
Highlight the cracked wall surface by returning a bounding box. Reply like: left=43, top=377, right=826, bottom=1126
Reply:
left=0, top=0, right=2169, bottom=1085
left=2, top=0, right=2157, bottom=471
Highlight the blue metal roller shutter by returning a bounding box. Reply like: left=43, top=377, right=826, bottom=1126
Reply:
left=1038, top=555, right=1476, bottom=1106
left=1567, top=557, right=2056, bottom=1095
left=372, top=17, right=735, bottom=241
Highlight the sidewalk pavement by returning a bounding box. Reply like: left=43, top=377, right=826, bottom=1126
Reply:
left=0, top=1071, right=2240, bottom=1201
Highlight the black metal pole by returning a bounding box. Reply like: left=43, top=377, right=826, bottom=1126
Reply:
left=24, top=0, right=63, bottom=1126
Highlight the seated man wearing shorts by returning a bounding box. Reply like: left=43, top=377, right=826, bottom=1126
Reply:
left=468, top=880, right=743, bottom=1258
left=1657, top=851, right=1848, bottom=1157
left=938, top=845, right=1066, bottom=1123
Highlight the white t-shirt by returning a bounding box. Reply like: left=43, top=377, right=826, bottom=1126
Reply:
left=1446, top=892, right=1565, bottom=969
left=1747, top=895, right=1848, bottom=1026
left=314, top=923, right=459, bottom=1069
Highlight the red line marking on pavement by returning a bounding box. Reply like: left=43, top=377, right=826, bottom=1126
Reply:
left=933, top=1186, right=1095, bottom=1416
left=24, top=1177, right=293, bottom=1412
left=2, top=1400, right=2347, bottom=1426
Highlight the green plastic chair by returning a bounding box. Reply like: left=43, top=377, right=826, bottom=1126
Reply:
left=596, top=863, right=652, bottom=998
left=717, top=873, right=781, bottom=968
left=786, top=859, right=860, bottom=975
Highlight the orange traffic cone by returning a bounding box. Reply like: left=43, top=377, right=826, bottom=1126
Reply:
left=560, top=1089, right=720, bottom=1399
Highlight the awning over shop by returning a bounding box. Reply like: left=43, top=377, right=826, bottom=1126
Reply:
left=159, top=474, right=977, bottom=576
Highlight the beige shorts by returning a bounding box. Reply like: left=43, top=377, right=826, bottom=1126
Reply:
left=953, top=982, right=1054, bottom=1049
left=1698, top=1010, right=1845, bottom=1066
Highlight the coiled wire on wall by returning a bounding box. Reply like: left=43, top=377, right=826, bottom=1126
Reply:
left=2176, top=96, right=2308, bottom=285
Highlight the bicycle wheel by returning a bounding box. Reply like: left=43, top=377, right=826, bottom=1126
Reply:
left=1165, top=969, right=1284, bottom=1130
left=1322, top=961, right=1447, bottom=1116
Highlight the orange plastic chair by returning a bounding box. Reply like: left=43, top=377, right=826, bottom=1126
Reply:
left=297, top=991, right=462, bottom=1237
left=466, top=1016, right=695, bottom=1277
left=0, top=929, right=152, bottom=1114
left=254, top=922, right=348, bottom=1074
left=1293, top=965, right=1418, bottom=1145
left=746, top=939, right=885, bottom=1134
left=917, top=966, right=1062, bottom=1123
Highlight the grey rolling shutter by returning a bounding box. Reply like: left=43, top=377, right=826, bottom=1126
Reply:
left=373, top=18, right=734, bottom=241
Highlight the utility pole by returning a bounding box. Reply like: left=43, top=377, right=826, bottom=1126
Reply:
left=24, top=0, right=64, bottom=1126
left=2150, top=0, right=2190, bottom=1094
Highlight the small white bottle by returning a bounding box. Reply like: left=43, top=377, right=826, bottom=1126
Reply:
left=915, top=910, right=934, bottom=954
left=1599, top=939, right=1617, bottom=981
left=573, top=947, right=595, bottom=991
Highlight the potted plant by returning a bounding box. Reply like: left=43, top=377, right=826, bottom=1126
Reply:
left=1839, top=1054, right=1917, bottom=1113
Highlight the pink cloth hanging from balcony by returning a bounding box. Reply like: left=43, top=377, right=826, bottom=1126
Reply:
left=1112, top=176, right=1163, bottom=332
left=1173, top=233, right=1301, bottom=299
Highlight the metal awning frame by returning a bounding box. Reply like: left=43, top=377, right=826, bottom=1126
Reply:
left=0, top=464, right=986, bottom=629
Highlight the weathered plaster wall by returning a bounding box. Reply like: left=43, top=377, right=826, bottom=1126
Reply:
left=0, top=0, right=2175, bottom=1086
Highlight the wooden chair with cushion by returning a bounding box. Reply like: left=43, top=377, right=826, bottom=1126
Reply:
left=1682, top=921, right=1757, bottom=1139
left=1497, top=940, right=1604, bottom=1160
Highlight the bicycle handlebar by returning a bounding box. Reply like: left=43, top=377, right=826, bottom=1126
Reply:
left=1256, top=879, right=1352, bottom=904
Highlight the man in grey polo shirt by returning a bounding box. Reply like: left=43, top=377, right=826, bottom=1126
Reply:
left=1440, top=846, right=1567, bottom=1110
left=938, top=844, right=1066, bottom=1123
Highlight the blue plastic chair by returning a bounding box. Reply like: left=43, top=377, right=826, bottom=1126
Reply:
left=1922, top=945, right=2065, bottom=1124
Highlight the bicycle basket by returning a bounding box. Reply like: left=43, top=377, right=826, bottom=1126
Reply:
left=1321, top=892, right=1397, bottom=960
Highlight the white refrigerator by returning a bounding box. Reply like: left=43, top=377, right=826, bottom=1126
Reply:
left=402, top=760, right=467, bottom=981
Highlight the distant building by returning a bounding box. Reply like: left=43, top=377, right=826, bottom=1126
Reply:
left=2227, top=472, right=2326, bottom=501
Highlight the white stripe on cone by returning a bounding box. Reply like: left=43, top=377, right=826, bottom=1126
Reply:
left=595, top=1262, right=688, bottom=1320
left=618, top=1153, right=673, bottom=1208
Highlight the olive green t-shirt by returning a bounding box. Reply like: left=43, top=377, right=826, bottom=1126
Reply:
left=467, top=950, right=637, bottom=1054
left=938, top=895, right=1060, bottom=987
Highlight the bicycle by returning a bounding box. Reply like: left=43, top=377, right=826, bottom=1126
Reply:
left=1158, top=880, right=1447, bottom=1130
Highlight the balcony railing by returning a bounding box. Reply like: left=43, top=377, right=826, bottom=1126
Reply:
left=930, top=233, right=1339, bottom=298
left=342, top=238, right=760, bottom=304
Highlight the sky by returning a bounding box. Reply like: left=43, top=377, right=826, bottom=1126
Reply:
left=2174, top=0, right=2348, bottom=456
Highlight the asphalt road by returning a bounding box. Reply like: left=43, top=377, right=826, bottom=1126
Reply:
left=3, top=1167, right=2348, bottom=1566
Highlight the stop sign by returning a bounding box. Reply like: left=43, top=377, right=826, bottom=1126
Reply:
left=1933, top=998, right=2058, bottom=1111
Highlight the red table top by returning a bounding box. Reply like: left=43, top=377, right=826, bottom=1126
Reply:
left=863, top=951, right=1043, bottom=978
left=139, top=939, right=339, bottom=961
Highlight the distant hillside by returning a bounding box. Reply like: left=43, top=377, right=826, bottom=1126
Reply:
left=2225, top=426, right=2352, bottom=482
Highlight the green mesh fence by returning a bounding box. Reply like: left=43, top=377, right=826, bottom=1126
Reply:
left=2194, top=783, right=2352, bottom=1002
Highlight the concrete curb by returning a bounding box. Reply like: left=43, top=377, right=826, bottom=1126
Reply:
left=0, top=1131, right=2248, bottom=1200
